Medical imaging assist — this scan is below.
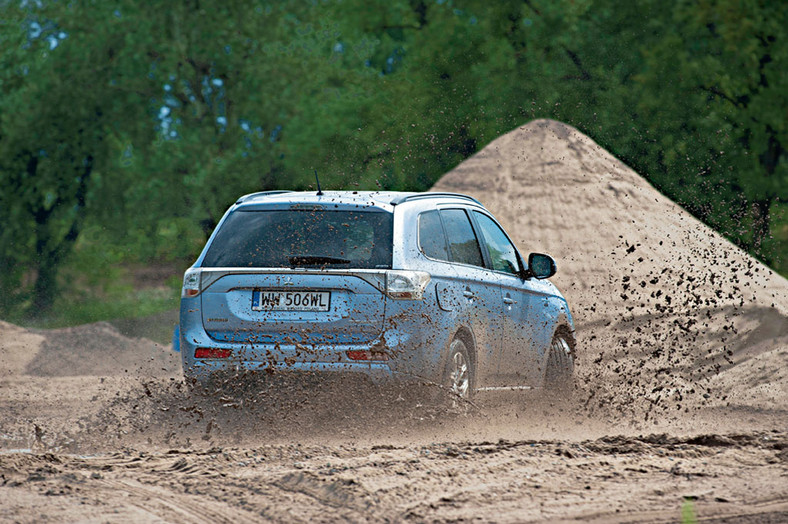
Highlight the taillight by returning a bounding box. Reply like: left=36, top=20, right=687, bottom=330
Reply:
left=385, top=270, right=430, bottom=300
left=182, top=268, right=202, bottom=297
left=194, top=347, right=231, bottom=359
left=346, top=350, right=389, bottom=361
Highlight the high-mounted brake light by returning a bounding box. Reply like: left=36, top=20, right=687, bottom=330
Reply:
left=195, top=347, right=231, bottom=359
left=182, top=268, right=202, bottom=297
left=385, top=270, right=430, bottom=300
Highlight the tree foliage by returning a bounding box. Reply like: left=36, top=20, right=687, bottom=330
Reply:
left=1, top=0, right=786, bottom=317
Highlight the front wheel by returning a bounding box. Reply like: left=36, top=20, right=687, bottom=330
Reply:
left=544, top=333, right=574, bottom=391
left=444, top=338, right=473, bottom=405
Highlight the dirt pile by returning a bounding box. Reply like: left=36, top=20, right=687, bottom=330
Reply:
left=0, top=320, right=179, bottom=378
left=0, top=320, right=45, bottom=377
left=433, top=119, right=788, bottom=419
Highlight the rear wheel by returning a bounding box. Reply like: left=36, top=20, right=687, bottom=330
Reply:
left=444, top=338, right=473, bottom=407
left=544, top=333, right=574, bottom=391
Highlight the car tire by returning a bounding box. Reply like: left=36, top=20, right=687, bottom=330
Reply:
left=444, top=338, right=473, bottom=407
left=544, top=332, right=574, bottom=391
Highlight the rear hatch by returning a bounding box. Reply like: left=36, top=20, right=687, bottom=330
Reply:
left=197, top=204, right=393, bottom=358
left=200, top=270, right=386, bottom=346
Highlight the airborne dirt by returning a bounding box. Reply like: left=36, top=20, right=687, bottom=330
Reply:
left=2, top=120, right=787, bottom=522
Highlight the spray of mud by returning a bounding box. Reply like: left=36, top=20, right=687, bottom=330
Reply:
left=2, top=119, right=787, bottom=521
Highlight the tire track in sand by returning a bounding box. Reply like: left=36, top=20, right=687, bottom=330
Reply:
left=98, top=478, right=260, bottom=524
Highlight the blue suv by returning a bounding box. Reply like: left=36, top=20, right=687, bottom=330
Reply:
left=177, top=191, right=575, bottom=401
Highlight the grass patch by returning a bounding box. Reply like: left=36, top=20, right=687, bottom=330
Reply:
left=20, top=284, right=180, bottom=330
left=681, top=498, right=698, bottom=524
left=9, top=258, right=184, bottom=332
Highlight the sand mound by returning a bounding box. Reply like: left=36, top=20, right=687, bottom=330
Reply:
left=0, top=320, right=45, bottom=377
left=0, top=321, right=179, bottom=378
left=433, top=119, right=788, bottom=416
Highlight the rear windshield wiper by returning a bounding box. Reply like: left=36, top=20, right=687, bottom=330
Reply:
left=288, top=254, right=351, bottom=266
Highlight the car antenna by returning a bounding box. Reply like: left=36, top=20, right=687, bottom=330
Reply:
left=314, top=170, right=323, bottom=196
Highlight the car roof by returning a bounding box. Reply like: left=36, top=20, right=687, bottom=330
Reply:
left=234, top=190, right=483, bottom=211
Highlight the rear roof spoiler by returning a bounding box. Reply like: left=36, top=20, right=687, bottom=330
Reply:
left=235, top=190, right=293, bottom=204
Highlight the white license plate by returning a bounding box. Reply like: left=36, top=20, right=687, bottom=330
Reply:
left=252, top=290, right=331, bottom=312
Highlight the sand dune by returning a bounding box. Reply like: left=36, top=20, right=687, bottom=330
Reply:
left=433, top=119, right=788, bottom=416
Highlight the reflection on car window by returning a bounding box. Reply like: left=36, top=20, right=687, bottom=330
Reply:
left=440, top=209, right=484, bottom=267
left=473, top=211, right=521, bottom=275
left=202, top=210, right=393, bottom=268
left=418, top=210, right=449, bottom=260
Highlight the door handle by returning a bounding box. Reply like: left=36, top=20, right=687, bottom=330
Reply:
left=503, top=297, right=516, bottom=305
left=462, top=290, right=475, bottom=299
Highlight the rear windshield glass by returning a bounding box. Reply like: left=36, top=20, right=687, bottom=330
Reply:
left=202, top=209, right=393, bottom=269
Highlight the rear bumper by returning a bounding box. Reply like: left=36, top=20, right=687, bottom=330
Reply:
left=183, top=358, right=400, bottom=386
left=179, top=322, right=437, bottom=388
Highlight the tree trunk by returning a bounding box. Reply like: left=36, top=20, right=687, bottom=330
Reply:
left=31, top=257, right=58, bottom=314
left=28, top=154, right=93, bottom=316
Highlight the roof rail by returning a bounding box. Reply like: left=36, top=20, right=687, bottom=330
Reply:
left=390, top=192, right=482, bottom=206
left=235, top=190, right=292, bottom=204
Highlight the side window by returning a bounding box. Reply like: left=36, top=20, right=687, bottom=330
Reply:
left=440, top=209, right=484, bottom=267
left=418, top=210, right=449, bottom=260
left=473, top=212, right=521, bottom=275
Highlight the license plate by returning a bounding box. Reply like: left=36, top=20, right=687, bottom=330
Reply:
left=252, top=290, right=331, bottom=312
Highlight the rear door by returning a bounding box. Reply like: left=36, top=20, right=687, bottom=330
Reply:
left=439, top=208, right=504, bottom=387
left=200, top=270, right=386, bottom=361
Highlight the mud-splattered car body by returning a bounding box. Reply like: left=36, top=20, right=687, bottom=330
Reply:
left=178, top=191, right=575, bottom=399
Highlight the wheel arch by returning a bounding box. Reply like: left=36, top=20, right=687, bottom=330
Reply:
left=442, top=325, right=477, bottom=388
left=542, top=322, right=576, bottom=389
left=553, top=323, right=576, bottom=358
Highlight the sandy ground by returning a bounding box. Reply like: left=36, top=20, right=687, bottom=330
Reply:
left=1, top=120, right=787, bottom=522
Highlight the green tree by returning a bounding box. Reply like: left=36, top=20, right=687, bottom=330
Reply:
left=0, top=3, right=124, bottom=313
left=0, top=0, right=384, bottom=316
left=633, top=0, right=787, bottom=260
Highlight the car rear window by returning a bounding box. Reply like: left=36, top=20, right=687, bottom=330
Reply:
left=202, top=209, right=393, bottom=269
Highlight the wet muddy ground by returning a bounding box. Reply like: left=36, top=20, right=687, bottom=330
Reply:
left=1, top=370, right=786, bottom=523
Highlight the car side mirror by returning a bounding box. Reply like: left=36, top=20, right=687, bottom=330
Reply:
left=523, top=252, right=556, bottom=280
